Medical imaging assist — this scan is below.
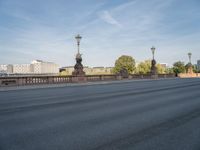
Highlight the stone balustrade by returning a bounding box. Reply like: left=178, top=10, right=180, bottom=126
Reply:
left=178, top=73, right=200, bottom=78
left=0, top=74, right=176, bottom=87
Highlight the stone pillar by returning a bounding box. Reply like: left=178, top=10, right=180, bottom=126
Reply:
left=116, top=75, right=122, bottom=80
left=128, top=75, right=132, bottom=79
left=72, top=53, right=86, bottom=83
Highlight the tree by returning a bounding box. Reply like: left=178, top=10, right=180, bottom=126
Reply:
left=136, top=60, right=166, bottom=74
left=136, top=60, right=151, bottom=74
left=193, top=65, right=199, bottom=73
left=113, top=55, right=136, bottom=74
left=173, top=61, right=186, bottom=75
left=165, top=67, right=174, bottom=74
left=156, top=63, right=166, bottom=74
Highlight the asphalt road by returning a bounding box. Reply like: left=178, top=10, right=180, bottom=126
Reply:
left=0, top=78, right=200, bottom=150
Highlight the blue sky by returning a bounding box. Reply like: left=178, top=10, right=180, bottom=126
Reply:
left=0, top=0, right=200, bottom=67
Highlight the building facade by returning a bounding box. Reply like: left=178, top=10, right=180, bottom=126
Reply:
left=0, top=60, right=59, bottom=75
left=160, top=63, right=168, bottom=69
left=0, top=65, right=7, bottom=72
left=0, top=64, right=13, bottom=74
left=13, top=64, right=32, bottom=74
left=60, top=66, right=113, bottom=75
left=31, top=60, right=59, bottom=74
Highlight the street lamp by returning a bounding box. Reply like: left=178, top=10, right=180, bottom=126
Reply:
left=151, top=46, right=156, bottom=60
left=187, top=52, right=193, bottom=74
left=75, top=34, right=82, bottom=54
left=188, top=52, right=192, bottom=64
left=150, top=46, right=157, bottom=76
left=72, top=34, right=85, bottom=76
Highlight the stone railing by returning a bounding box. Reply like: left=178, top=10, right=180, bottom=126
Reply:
left=178, top=73, right=200, bottom=78
left=0, top=74, right=175, bottom=87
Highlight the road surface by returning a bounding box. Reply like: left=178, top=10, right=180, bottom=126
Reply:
left=0, top=78, right=200, bottom=150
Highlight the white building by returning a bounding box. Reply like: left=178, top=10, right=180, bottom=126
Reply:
left=31, top=60, right=59, bottom=74
left=0, top=60, right=59, bottom=74
left=7, top=65, right=13, bottom=74
left=0, top=64, right=13, bottom=74
left=0, top=65, right=7, bottom=72
left=13, top=64, right=32, bottom=74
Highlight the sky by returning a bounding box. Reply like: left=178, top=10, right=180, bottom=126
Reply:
left=0, top=0, right=200, bottom=67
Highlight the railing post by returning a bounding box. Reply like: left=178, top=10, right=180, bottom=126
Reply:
left=116, top=75, right=122, bottom=80
left=100, top=75, right=104, bottom=81
left=18, top=77, right=24, bottom=86
left=128, top=75, right=132, bottom=79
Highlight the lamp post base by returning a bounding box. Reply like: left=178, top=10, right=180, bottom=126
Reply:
left=150, top=59, right=157, bottom=76
left=72, top=53, right=85, bottom=77
left=187, top=66, right=193, bottom=74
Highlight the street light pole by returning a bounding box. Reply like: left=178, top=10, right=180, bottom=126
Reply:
left=150, top=46, right=157, bottom=76
left=151, top=46, right=155, bottom=60
left=188, top=52, right=192, bottom=64
left=187, top=52, right=193, bottom=74
left=75, top=34, right=82, bottom=54
left=72, top=34, right=85, bottom=77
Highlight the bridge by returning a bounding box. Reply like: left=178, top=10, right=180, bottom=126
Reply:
left=0, top=74, right=175, bottom=87
left=0, top=78, right=200, bottom=150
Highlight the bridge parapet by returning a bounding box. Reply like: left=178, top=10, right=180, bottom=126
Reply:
left=178, top=73, right=200, bottom=78
left=0, top=74, right=176, bottom=87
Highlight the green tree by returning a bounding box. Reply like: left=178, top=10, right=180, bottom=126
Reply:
left=156, top=64, right=166, bottom=74
left=165, top=67, right=174, bottom=74
left=193, top=65, right=199, bottom=73
left=113, top=55, right=136, bottom=74
left=136, top=60, right=151, bottom=74
left=173, top=61, right=186, bottom=75
left=136, top=60, right=166, bottom=74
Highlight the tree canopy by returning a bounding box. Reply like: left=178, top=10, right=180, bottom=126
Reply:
left=156, top=63, right=166, bottom=74
left=113, top=55, right=136, bottom=74
left=173, top=61, right=186, bottom=74
left=136, top=60, right=151, bottom=74
left=136, top=60, right=166, bottom=74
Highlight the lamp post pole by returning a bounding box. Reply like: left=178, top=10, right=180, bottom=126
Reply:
left=188, top=52, right=192, bottom=64
left=187, top=52, right=193, bottom=74
left=75, top=34, right=82, bottom=54
left=150, top=46, right=157, bottom=76
left=72, top=34, right=85, bottom=77
left=151, top=46, right=155, bottom=60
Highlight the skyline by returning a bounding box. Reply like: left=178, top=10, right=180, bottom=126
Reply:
left=0, top=0, right=200, bottom=67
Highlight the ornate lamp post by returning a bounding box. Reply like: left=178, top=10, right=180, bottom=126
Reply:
left=75, top=34, right=82, bottom=54
left=150, top=46, right=157, bottom=75
left=72, top=34, right=85, bottom=76
left=188, top=52, right=192, bottom=64
left=187, top=52, right=193, bottom=74
left=151, top=46, right=155, bottom=60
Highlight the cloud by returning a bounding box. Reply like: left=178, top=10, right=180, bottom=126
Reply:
left=99, top=10, right=122, bottom=28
